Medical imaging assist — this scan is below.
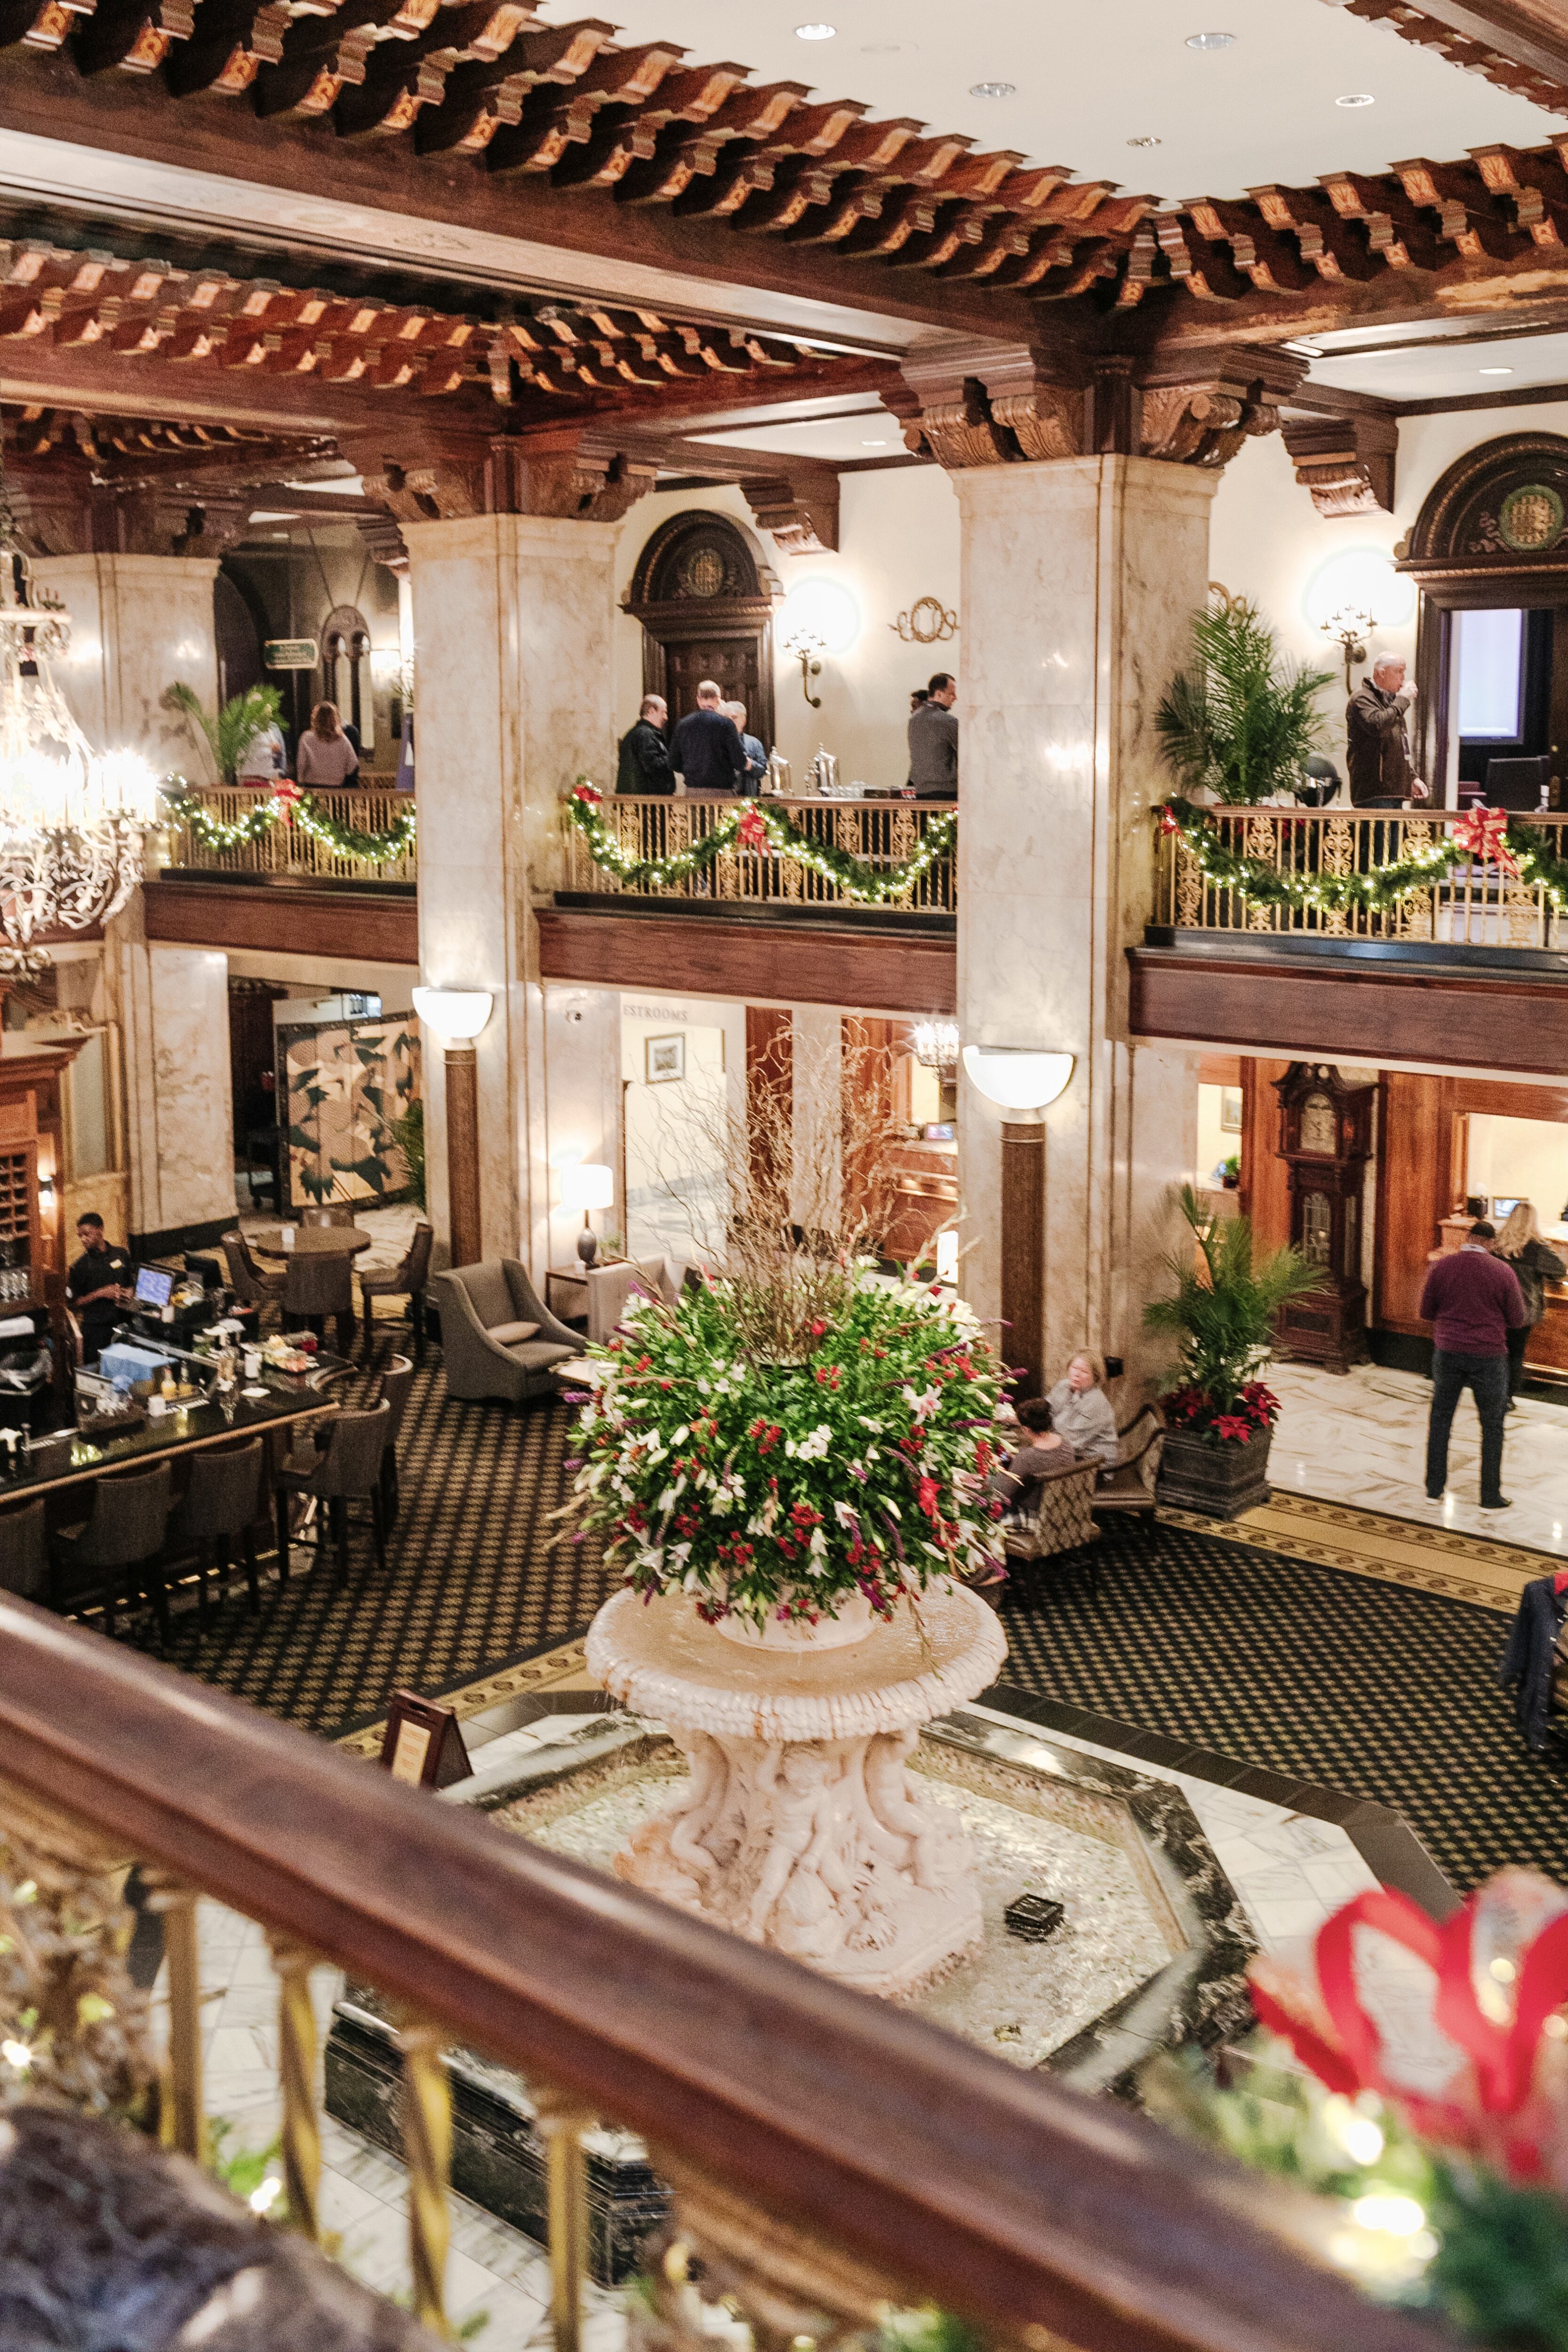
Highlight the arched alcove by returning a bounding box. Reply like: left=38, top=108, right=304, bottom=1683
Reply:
left=624, top=510, right=780, bottom=747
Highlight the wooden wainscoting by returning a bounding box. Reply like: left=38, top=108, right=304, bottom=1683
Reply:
left=144, top=881, right=417, bottom=965
left=538, top=906, right=957, bottom=1015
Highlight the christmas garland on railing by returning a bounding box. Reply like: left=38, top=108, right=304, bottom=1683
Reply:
left=161, top=779, right=416, bottom=866
left=563, top=779, right=955, bottom=903
left=1157, top=796, right=1568, bottom=916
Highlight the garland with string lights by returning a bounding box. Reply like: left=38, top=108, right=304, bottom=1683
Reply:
left=1156, top=796, right=1568, bottom=916
left=160, top=779, right=416, bottom=866
left=563, top=779, right=955, bottom=903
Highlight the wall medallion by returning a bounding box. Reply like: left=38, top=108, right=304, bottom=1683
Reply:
left=1498, top=484, right=1565, bottom=553
left=680, top=545, right=728, bottom=598
left=891, top=594, right=958, bottom=644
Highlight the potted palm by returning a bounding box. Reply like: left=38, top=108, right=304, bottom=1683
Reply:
left=165, top=682, right=283, bottom=785
left=1156, top=596, right=1333, bottom=804
left=1144, top=1185, right=1320, bottom=1518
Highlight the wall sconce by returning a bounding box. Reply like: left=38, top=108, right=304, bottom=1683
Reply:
left=961, top=1046, right=1075, bottom=1112
left=779, top=579, right=860, bottom=709
left=1304, top=550, right=1417, bottom=693
left=1319, top=604, right=1377, bottom=695
left=413, top=986, right=493, bottom=1267
left=784, top=627, right=825, bottom=708
left=562, top=1161, right=614, bottom=1266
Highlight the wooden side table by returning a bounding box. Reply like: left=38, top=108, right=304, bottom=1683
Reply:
left=545, top=1266, right=590, bottom=1327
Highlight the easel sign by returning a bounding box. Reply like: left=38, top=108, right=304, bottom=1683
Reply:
left=379, top=1689, right=472, bottom=1790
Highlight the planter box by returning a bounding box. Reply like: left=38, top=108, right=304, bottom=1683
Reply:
left=1156, top=1422, right=1271, bottom=1520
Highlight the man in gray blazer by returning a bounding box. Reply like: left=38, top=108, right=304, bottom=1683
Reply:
left=907, top=672, right=958, bottom=799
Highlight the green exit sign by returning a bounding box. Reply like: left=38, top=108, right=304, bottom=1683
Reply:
left=264, top=638, right=319, bottom=670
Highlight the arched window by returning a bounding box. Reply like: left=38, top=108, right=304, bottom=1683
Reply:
left=321, top=602, right=372, bottom=741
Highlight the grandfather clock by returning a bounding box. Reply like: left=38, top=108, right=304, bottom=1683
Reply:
left=1273, top=1063, right=1375, bottom=1374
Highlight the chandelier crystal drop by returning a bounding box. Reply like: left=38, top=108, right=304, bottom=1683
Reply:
left=912, top=1019, right=960, bottom=1070
left=0, top=485, right=159, bottom=964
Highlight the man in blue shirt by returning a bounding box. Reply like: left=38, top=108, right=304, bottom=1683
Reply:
left=671, top=680, right=747, bottom=796
left=724, top=699, right=768, bottom=785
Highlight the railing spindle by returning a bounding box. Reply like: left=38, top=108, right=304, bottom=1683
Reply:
left=145, top=1874, right=205, bottom=2162
left=398, top=2015, right=454, bottom=2337
left=538, top=2090, right=594, bottom=2352
left=268, top=1931, right=323, bottom=2241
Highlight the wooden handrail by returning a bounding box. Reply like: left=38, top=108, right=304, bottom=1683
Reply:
left=0, top=1596, right=1435, bottom=2352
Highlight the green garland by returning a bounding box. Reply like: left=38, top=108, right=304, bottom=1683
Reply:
left=1159, top=797, right=1568, bottom=916
left=564, top=780, right=955, bottom=905
left=160, top=779, right=416, bottom=867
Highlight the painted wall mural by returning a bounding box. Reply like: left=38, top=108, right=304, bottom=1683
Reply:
left=279, top=1015, right=421, bottom=1209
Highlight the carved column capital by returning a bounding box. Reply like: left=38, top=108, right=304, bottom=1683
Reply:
left=1280, top=409, right=1398, bottom=517
left=352, top=427, right=658, bottom=525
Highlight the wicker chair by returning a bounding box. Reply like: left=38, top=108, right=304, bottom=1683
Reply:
left=1000, top=1454, right=1101, bottom=1593
left=1092, top=1405, right=1165, bottom=1529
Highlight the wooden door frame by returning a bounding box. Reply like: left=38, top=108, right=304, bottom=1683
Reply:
left=1414, top=575, right=1568, bottom=809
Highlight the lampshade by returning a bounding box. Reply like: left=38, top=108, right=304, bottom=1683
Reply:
left=961, top=1046, right=1075, bottom=1112
left=413, top=986, right=493, bottom=1042
left=562, top=1162, right=614, bottom=1213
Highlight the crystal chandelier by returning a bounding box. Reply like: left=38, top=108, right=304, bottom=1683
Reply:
left=912, top=1020, right=960, bottom=1070
left=0, top=478, right=159, bottom=968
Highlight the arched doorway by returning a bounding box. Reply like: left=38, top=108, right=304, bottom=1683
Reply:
left=321, top=602, right=372, bottom=743
left=1408, top=432, right=1568, bottom=808
left=624, top=510, right=780, bottom=748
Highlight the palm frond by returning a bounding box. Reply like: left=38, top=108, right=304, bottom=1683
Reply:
left=164, top=681, right=282, bottom=787
left=1143, top=1183, right=1322, bottom=1407
left=1156, top=599, right=1336, bottom=806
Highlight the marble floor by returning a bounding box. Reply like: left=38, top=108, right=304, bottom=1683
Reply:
left=1269, top=1359, right=1568, bottom=1560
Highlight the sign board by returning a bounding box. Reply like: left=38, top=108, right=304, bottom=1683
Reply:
left=263, top=638, right=319, bottom=670
left=378, top=1689, right=472, bottom=1790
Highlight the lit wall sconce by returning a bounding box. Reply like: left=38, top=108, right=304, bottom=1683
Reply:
left=562, top=1161, right=614, bottom=1266
left=1304, top=550, right=1417, bottom=693
left=36, top=1174, right=54, bottom=1207
left=413, top=985, right=493, bottom=1268
left=961, top=1046, right=1075, bottom=1112
left=779, top=579, right=860, bottom=709
left=784, top=626, right=825, bottom=708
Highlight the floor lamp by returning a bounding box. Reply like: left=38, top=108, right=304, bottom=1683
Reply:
left=412, top=987, right=493, bottom=1270
left=962, top=1047, right=1074, bottom=1401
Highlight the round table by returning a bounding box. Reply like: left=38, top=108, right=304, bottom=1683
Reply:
left=251, top=1225, right=374, bottom=1257
left=585, top=1581, right=1006, bottom=2000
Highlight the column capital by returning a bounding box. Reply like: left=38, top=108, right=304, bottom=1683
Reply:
left=347, top=423, right=658, bottom=528
left=1280, top=408, right=1398, bottom=517
left=7, top=479, right=253, bottom=559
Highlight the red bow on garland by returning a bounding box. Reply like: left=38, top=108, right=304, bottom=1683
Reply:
left=1157, top=803, right=1184, bottom=837
left=273, top=782, right=302, bottom=828
left=571, top=782, right=602, bottom=809
left=1453, top=803, right=1520, bottom=877
left=735, top=807, right=771, bottom=855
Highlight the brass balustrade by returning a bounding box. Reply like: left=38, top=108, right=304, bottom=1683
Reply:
left=563, top=795, right=957, bottom=916
left=1153, top=808, right=1568, bottom=949
left=0, top=1595, right=1442, bottom=2352
left=159, top=782, right=416, bottom=888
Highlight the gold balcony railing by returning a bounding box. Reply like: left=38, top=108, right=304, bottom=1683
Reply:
left=0, top=1595, right=1438, bottom=2352
left=563, top=795, right=957, bottom=915
left=160, top=782, right=415, bottom=888
left=1153, top=808, right=1568, bottom=948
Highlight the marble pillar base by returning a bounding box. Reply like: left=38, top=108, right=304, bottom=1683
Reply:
left=584, top=1584, right=1007, bottom=2002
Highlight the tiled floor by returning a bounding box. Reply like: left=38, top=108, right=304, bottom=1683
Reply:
left=1269, top=1359, right=1568, bottom=1558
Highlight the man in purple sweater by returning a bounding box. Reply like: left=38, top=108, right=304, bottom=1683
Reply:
left=1418, top=1221, right=1528, bottom=1510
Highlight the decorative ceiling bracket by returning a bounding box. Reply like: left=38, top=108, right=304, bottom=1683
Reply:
left=740, top=466, right=840, bottom=555
left=1280, top=411, right=1399, bottom=518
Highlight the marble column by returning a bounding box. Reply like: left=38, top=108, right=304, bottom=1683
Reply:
left=108, top=898, right=235, bottom=1247
left=34, top=554, right=221, bottom=774
left=405, top=515, right=618, bottom=1271
left=955, top=457, right=1208, bottom=1394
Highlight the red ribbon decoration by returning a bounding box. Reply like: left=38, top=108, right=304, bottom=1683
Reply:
left=1157, top=803, right=1184, bottom=837
left=274, top=781, right=302, bottom=829
left=736, top=807, right=771, bottom=855
left=1453, top=803, right=1520, bottom=876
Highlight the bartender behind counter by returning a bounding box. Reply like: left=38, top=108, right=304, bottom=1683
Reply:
left=66, top=1211, right=133, bottom=1364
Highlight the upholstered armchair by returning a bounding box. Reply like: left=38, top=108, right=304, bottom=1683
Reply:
left=432, top=1260, right=579, bottom=1405
left=1001, top=1454, right=1101, bottom=1582
left=1092, top=1406, right=1166, bottom=1528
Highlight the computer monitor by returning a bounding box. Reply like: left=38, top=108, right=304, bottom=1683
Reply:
left=134, top=1265, right=174, bottom=1310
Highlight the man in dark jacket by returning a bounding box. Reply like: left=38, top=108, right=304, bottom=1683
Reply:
left=1346, top=655, right=1429, bottom=808
left=616, top=695, right=672, bottom=794
left=907, top=671, right=958, bottom=798
left=1500, top=1574, right=1568, bottom=1752
left=1419, top=1221, right=1527, bottom=1509
left=671, top=679, right=747, bottom=796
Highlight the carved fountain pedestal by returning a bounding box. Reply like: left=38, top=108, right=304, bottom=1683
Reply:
left=583, top=1582, right=1008, bottom=2001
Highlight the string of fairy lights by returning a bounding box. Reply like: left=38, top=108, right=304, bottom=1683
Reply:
left=1157, top=797, right=1568, bottom=916
left=161, top=780, right=416, bottom=866
left=564, top=779, right=956, bottom=904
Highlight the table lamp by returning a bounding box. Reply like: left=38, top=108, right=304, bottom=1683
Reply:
left=563, top=1162, right=613, bottom=1266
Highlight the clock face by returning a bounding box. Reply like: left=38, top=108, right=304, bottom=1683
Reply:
left=1300, top=1092, right=1337, bottom=1155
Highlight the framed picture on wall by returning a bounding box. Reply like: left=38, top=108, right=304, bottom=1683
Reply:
left=645, top=1034, right=685, bottom=1084
left=1220, top=1087, right=1243, bottom=1134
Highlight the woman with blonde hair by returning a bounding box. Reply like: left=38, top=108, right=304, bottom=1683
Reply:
left=1045, top=1348, right=1120, bottom=1472
left=1492, top=1203, right=1566, bottom=1402
left=296, top=700, right=359, bottom=789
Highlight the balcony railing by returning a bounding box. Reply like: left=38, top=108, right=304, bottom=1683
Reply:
left=1153, top=808, right=1568, bottom=949
left=562, top=795, right=956, bottom=916
left=0, top=1594, right=1437, bottom=2352
left=159, top=782, right=415, bottom=888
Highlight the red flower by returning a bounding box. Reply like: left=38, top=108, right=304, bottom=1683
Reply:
left=1210, top=1413, right=1253, bottom=1444
left=808, top=1319, right=827, bottom=1338
left=916, top=1475, right=940, bottom=1518
left=571, top=781, right=602, bottom=807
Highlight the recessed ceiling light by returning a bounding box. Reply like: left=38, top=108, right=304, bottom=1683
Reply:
left=1336, top=91, right=1375, bottom=106
left=860, top=437, right=888, bottom=446
left=1480, top=366, right=1514, bottom=375
left=1127, top=135, right=1162, bottom=147
left=1185, top=29, right=1235, bottom=48
left=970, top=79, right=1016, bottom=97
left=795, top=20, right=835, bottom=38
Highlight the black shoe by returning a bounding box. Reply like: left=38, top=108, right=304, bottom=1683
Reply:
left=1426, top=1488, right=1445, bottom=1501
left=1482, top=1496, right=1513, bottom=1512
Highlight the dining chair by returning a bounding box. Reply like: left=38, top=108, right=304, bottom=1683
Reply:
left=359, top=1220, right=433, bottom=1359
left=222, top=1231, right=286, bottom=1327
left=374, top=1354, right=415, bottom=1527
left=51, top=1461, right=175, bottom=1644
left=283, top=1248, right=356, bottom=1358
left=0, top=1499, right=47, bottom=1600
left=274, top=1400, right=391, bottom=1589
left=162, top=1437, right=267, bottom=1618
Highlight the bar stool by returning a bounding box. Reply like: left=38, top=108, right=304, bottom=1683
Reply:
left=0, top=1499, right=47, bottom=1600
left=274, top=1400, right=390, bottom=1589
left=283, top=1249, right=356, bottom=1358
left=163, top=1437, right=267, bottom=1618
left=51, top=1461, right=174, bottom=1644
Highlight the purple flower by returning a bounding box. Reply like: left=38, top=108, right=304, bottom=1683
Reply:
left=562, top=1390, right=589, bottom=1404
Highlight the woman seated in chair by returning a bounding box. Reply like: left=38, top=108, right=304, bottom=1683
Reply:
left=1045, top=1350, right=1120, bottom=1474
left=985, top=1397, right=1075, bottom=1526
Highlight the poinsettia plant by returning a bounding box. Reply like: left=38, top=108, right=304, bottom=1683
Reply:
left=1163, top=1379, right=1280, bottom=1446
left=565, top=1271, right=1007, bottom=1631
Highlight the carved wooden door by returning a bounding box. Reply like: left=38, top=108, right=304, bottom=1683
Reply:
left=664, top=637, right=765, bottom=723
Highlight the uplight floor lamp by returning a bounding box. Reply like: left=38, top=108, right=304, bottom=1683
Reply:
left=962, top=1047, right=1074, bottom=1401
left=412, top=987, right=493, bottom=1270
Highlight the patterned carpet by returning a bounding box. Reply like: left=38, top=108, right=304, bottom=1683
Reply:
left=123, top=1360, right=612, bottom=1740
left=997, top=1519, right=1552, bottom=1896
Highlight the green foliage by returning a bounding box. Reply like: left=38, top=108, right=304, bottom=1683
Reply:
left=568, top=1274, right=1006, bottom=1630
left=564, top=782, right=954, bottom=904
left=392, top=1098, right=426, bottom=1209
left=161, top=779, right=415, bottom=867
left=1156, top=599, right=1334, bottom=806
left=206, top=2118, right=284, bottom=2213
left=165, top=682, right=283, bottom=788
left=1143, top=1183, right=1319, bottom=1412
left=1159, top=798, right=1568, bottom=916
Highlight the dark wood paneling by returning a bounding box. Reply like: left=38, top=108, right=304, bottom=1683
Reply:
left=1128, top=947, right=1568, bottom=1077
left=539, top=909, right=956, bottom=1015
left=145, top=882, right=417, bottom=965
left=1238, top=1059, right=1293, bottom=1257
left=1374, top=1070, right=1457, bottom=1334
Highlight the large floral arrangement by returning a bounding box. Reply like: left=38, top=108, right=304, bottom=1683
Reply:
left=566, top=1271, right=1006, bottom=1631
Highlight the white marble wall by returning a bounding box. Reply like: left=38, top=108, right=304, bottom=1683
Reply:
left=36, top=554, right=220, bottom=774
left=955, top=457, right=1210, bottom=1392
left=406, top=514, right=619, bottom=1271
left=110, top=903, right=235, bottom=1239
